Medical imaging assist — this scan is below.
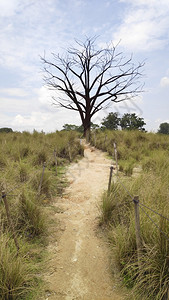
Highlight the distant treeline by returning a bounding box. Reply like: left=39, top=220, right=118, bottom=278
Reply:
left=1, top=116, right=168, bottom=135
left=63, top=113, right=169, bottom=134
left=0, top=127, right=13, bottom=133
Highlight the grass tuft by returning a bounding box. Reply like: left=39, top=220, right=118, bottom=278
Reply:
left=18, top=190, right=46, bottom=237
left=0, top=234, right=37, bottom=300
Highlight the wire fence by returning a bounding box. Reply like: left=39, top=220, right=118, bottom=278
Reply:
left=89, top=136, right=169, bottom=242
left=115, top=173, right=169, bottom=240
left=106, top=142, right=169, bottom=265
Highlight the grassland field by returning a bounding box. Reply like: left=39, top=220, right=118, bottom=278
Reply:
left=0, top=130, right=83, bottom=300
left=0, top=128, right=169, bottom=299
left=90, top=129, right=169, bottom=300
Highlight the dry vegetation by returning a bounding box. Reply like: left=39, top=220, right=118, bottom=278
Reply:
left=1, top=128, right=169, bottom=299
left=90, top=130, right=169, bottom=299
left=0, top=130, right=83, bottom=299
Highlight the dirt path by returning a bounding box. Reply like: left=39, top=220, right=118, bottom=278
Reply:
left=44, top=144, right=128, bottom=300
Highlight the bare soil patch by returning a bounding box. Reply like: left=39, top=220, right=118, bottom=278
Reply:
left=43, top=144, right=128, bottom=300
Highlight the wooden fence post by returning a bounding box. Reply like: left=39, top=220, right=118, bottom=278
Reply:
left=2, top=191, right=19, bottom=253
left=113, top=143, right=118, bottom=175
left=134, top=196, right=141, bottom=269
left=54, top=149, right=58, bottom=176
left=108, top=166, right=113, bottom=192
left=38, top=162, right=46, bottom=195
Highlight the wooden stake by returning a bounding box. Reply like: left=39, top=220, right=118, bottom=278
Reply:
left=2, top=191, right=19, bottom=253
left=134, top=196, right=141, bottom=269
left=108, top=166, right=113, bottom=192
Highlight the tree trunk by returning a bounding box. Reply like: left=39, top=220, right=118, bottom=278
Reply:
left=83, top=115, right=91, bottom=142
left=84, top=127, right=91, bottom=142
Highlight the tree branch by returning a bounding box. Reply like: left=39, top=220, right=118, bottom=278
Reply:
left=41, top=37, right=144, bottom=135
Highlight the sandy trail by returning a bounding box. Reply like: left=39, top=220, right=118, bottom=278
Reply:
left=44, top=144, right=127, bottom=300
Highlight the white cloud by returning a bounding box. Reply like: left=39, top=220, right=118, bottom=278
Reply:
left=0, top=113, right=12, bottom=127
left=0, top=86, right=81, bottom=132
left=0, top=107, right=80, bottom=132
left=0, top=0, right=19, bottom=17
left=160, top=77, right=169, bottom=87
left=0, top=1, right=70, bottom=86
left=0, top=88, right=29, bottom=97
left=0, top=98, right=31, bottom=114
left=11, top=112, right=54, bottom=129
left=72, top=0, right=86, bottom=7
left=0, top=87, right=38, bottom=116
left=36, top=86, right=55, bottom=111
left=10, top=109, right=80, bottom=132
left=120, top=0, right=169, bottom=7
left=35, top=85, right=72, bottom=113
left=112, top=1, right=169, bottom=52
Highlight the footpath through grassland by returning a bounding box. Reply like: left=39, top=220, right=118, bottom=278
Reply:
left=43, top=143, right=128, bottom=300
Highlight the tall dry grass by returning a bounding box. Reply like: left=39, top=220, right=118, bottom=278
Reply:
left=98, top=130, right=169, bottom=299
left=0, top=130, right=83, bottom=299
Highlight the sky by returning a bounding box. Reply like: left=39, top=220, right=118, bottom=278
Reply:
left=0, top=0, right=169, bottom=133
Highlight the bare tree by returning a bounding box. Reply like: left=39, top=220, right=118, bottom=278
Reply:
left=41, top=37, right=144, bottom=140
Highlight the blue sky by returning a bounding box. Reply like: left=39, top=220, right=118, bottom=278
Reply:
left=0, top=0, right=169, bottom=132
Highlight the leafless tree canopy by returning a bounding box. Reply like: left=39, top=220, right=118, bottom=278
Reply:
left=41, top=37, right=144, bottom=137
